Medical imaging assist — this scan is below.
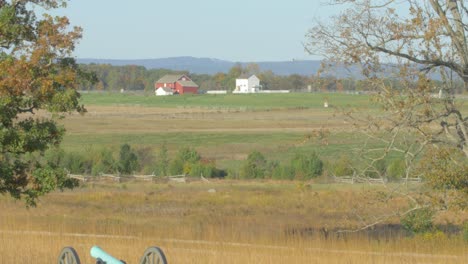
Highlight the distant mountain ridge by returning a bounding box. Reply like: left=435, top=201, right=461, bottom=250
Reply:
left=77, top=57, right=446, bottom=80
left=77, top=56, right=324, bottom=76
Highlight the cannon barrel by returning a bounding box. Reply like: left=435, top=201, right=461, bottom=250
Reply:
left=90, top=246, right=124, bottom=264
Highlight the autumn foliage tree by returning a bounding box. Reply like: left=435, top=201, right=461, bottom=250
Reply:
left=307, top=0, right=467, bottom=216
left=0, top=0, right=93, bottom=205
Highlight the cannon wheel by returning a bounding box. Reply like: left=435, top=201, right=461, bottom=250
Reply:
left=139, top=247, right=167, bottom=264
left=57, top=247, right=81, bottom=264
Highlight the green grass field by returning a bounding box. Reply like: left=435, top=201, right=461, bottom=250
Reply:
left=59, top=92, right=445, bottom=172
left=80, top=92, right=375, bottom=110
left=60, top=93, right=380, bottom=172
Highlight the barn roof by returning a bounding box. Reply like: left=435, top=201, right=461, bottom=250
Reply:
left=156, top=74, right=198, bottom=88
left=156, top=74, right=187, bottom=83
left=178, top=80, right=199, bottom=87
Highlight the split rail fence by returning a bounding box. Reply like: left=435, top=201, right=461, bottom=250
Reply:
left=333, top=176, right=422, bottom=185
left=66, top=172, right=188, bottom=183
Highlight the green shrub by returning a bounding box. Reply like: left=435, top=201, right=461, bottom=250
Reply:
left=331, top=155, right=353, bottom=176
left=271, top=165, right=295, bottom=180
left=419, top=147, right=468, bottom=194
left=135, top=146, right=155, bottom=172
left=226, top=168, right=239, bottom=179
left=175, top=147, right=201, bottom=164
left=118, top=144, right=139, bottom=174
left=240, top=151, right=267, bottom=179
left=365, top=159, right=387, bottom=179
left=90, top=148, right=116, bottom=175
left=271, top=163, right=282, bottom=180
left=401, top=208, right=435, bottom=234
left=169, top=158, right=184, bottom=175
left=387, top=159, right=406, bottom=182
left=44, top=148, right=65, bottom=168
left=156, top=144, right=169, bottom=176
left=290, top=152, right=323, bottom=180
left=190, top=162, right=219, bottom=178
left=45, top=148, right=115, bottom=175
left=61, top=152, right=91, bottom=174
left=168, top=147, right=202, bottom=175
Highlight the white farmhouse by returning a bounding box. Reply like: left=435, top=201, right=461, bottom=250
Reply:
left=234, top=74, right=261, bottom=93
left=155, top=87, right=174, bottom=96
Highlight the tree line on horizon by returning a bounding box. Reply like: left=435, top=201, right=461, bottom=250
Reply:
left=78, top=63, right=467, bottom=94
left=78, top=63, right=324, bottom=92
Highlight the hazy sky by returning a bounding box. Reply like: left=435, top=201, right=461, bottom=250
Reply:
left=55, top=0, right=341, bottom=62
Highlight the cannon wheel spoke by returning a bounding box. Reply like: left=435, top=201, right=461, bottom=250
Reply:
left=140, top=247, right=167, bottom=264
left=57, top=247, right=81, bottom=264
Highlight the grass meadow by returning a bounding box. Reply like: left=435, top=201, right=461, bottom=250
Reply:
left=60, top=93, right=377, bottom=171
left=1, top=181, right=466, bottom=264
left=79, top=92, right=375, bottom=110
left=2, top=92, right=467, bottom=263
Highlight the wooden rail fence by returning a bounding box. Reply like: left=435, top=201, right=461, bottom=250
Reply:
left=67, top=172, right=188, bottom=183
left=333, top=175, right=422, bottom=185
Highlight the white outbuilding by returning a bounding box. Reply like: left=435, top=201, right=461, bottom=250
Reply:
left=233, top=74, right=261, bottom=93
left=155, top=87, right=174, bottom=96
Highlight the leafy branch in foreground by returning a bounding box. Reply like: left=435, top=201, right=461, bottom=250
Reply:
left=0, top=0, right=95, bottom=206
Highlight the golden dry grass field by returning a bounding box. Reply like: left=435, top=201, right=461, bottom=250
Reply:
left=1, top=181, right=467, bottom=264
left=2, top=93, right=467, bottom=263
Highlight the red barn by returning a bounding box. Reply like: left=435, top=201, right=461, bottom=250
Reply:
left=154, top=74, right=199, bottom=95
